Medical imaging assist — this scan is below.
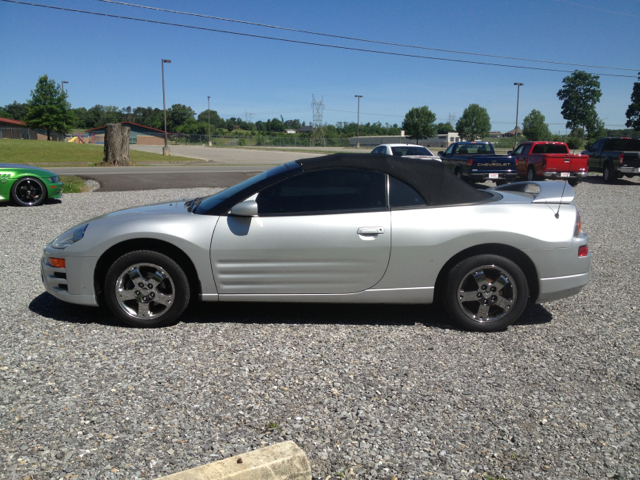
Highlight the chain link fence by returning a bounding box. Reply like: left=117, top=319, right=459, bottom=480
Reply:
left=0, top=127, right=66, bottom=141
left=169, top=134, right=352, bottom=148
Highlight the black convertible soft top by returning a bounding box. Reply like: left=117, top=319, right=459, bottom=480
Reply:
left=296, top=153, right=491, bottom=206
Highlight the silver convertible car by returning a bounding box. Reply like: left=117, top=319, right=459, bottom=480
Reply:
left=42, top=154, right=590, bottom=332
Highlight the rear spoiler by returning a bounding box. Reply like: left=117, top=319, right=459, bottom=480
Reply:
left=489, top=181, right=575, bottom=204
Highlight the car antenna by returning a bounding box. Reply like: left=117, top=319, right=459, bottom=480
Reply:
left=555, top=181, right=568, bottom=219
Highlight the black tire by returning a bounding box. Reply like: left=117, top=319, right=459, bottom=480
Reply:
left=603, top=163, right=614, bottom=183
left=104, top=250, right=190, bottom=328
left=526, top=166, right=536, bottom=181
left=454, top=167, right=463, bottom=180
left=10, top=177, right=47, bottom=206
left=443, top=254, right=528, bottom=332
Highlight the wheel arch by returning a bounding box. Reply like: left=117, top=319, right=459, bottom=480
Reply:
left=434, top=243, right=540, bottom=303
left=93, top=238, right=201, bottom=305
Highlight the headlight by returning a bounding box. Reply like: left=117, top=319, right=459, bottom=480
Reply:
left=48, top=176, right=60, bottom=183
left=52, top=224, right=88, bottom=249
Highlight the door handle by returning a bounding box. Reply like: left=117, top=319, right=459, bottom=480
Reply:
left=357, top=227, right=384, bottom=235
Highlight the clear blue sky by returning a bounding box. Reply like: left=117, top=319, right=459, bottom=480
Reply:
left=1, top=0, right=638, bottom=133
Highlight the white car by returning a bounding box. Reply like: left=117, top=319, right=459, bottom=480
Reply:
left=372, top=144, right=441, bottom=161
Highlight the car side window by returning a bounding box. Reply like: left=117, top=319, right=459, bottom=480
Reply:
left=522, top=144, right=532, bottom=156
left=513, top=145, right=524, bottom=155
left=444, top=145, right=455, bottom=155
left=389, top=176, right=427, bottom=208
left=372, top=147, right=381, bottom=154
left=256, top=168, right=387, bottom=215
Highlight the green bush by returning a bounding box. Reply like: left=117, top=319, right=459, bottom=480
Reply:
left=237, top=138, right=246, bottom=146
left=566, top=137, right=583, bottom=150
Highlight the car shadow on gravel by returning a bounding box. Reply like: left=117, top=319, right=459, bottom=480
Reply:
left=29, top=292, right=553, bottom=331
left=582, top=176, right=639, bottom=186
left=29, top=292, right=120, bottom=327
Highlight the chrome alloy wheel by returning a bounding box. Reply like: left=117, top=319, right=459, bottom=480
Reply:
left=456, top=264, right=517, bottom=323
left=114, top=262, right=175, bottom=320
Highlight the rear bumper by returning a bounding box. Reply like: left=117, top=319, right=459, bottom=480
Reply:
left=619, top=166, right=640, bottom=175
left=543, top=171, right=588, bottom=180
left=468, top=172, right=517, bottom=182
left=537, top=271, right=590, bottom=303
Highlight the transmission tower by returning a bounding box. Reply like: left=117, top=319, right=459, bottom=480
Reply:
left=447, top=112, right=457, bottom=127
left=311, top=94, right=325, bottom=147
left=244, top=111, right=254, bottom=123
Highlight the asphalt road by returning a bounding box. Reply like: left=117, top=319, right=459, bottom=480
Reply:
left=50, top=165, right=268, bottom=192
left=51, top=147, right=326, bottom=191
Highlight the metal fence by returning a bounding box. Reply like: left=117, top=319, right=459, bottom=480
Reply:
left=169, top=135, right=352, bottom=148
left=0, top=127, right=66, bottom=141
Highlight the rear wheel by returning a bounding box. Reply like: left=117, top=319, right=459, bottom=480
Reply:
left=526, top=166, right=536, bottom=181
left=443, top=254, right=528, bottom=332
left=10, top=177, right=47, bottom=206
left=603, top=163, right=614, bottom=183
left=104, top=250, right=190, bottom=328
left=454, top=167, right=463, bottom=180
left=568, top=179, right=579, bottom=187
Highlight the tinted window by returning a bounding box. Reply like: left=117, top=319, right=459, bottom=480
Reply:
left=389, top=176, right=426, bottom=208
left=531, top=144, right=569, bottom=154
left=444, top=145, right=454, bottom=155
left=513, top=144, right=524, bottom=155
left=522, top=144, right=532, bottom=156
left=456, top=143, right=494, bottom=154
left=607, top=139, right=640, bottom=151
left=256, top=168, right=387, bottom=215
left=390, top=146, right=434, bottom=156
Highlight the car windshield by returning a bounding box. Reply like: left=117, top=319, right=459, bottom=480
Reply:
left=193, top=162, right=299, bottom=214
left=390, top=146, right=433, bottom=156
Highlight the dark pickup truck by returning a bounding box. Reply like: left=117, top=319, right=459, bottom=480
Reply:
left=581, top=137, right=640, bottom=183
left=438, top=142, right=517, bottom=184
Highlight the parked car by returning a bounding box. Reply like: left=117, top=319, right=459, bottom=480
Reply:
left=0, top=163, right=63, bottom=206
left=581, top=137, right=640, bottom=183
left=510, top=141, right=588, bottom=186
left=371, top=144, right=440, bottom=161
left=438, top=142, right=516, bottom=184
left=42, top=154, right=590, bottom=332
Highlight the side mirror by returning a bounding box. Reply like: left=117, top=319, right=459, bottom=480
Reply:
left=507, top=150, right=513, bottom=155
left=438, top=151, right=444, bottom=156
left=229, top=200, right=258, bottom=217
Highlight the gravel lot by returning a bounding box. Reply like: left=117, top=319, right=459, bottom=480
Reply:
left=1, top=176, right=639, bottom=480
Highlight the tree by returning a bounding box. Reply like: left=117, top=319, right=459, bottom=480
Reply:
left=25, top=75, right=73, bottom=140
left=2, top=101, right=29, bottom=121
left=103, top=123, right=131, bottom=166
left=455, top=104, right=491, bottom=140
left=167, top=104, right=195, bottom=131
left=557, top=70, right=602, bottom=139
left=587, top=117, right=607, bottom=142
left=625, top=72, right=640, bottom=131
left=436, top=122, right=454, bottom=134
left=402, top=106, right=437, bottom=141
left=522, top=109, right=551, bottom=141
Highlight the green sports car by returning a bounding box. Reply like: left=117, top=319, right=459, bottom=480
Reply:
left=0, top=163, right=63, bottom=206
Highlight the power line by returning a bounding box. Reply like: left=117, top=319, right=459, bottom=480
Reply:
left=554, top=0, right=640, bottom=17
left=93, top=0, right=638, bottom=72
left=2, top=0, right=636, bottom=78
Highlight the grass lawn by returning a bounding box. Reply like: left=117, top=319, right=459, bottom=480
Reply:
left=0, top=139, right=196, bottom=166
left=59, top=175, right=90, bottom=193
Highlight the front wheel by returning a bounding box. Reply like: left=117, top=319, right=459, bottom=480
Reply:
left=11, top=177, right=47, bottom=206
left=443, top=254, right=528, bottom=332
left=104, top=250, right=190, bottom=327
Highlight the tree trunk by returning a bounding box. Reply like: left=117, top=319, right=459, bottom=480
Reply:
left=103, top=123, right=131, bottom=166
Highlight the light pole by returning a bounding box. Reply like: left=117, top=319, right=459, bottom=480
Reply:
left=208, top=96, right=211, bottom=147
left=61, top=81, right=68, bottom=94
left=162, top=59, right=172, bottom=156
left=355, top=95, right=363, bottom=148
left=513, top=83, right=524, bottom=150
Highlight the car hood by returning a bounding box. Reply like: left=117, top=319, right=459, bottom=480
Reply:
left=85, top=199, right=195, bottom=223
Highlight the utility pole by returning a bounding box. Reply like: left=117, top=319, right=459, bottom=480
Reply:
left=208, top=96, right=211, bottom=147
left=513, top=83, right=524, bottom=150
left=355, top=95, right=363, bottom=148
left=61, top=81, right=68, bottom=94
left=162, top=59, right=171, bottom=156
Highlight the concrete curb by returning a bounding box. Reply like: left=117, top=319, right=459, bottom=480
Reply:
left=155, top=441, right=312, bottom=480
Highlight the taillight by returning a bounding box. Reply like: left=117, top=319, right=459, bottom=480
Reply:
left=578, top=245, right=588, bottom=257
left=467, top=158, right=473, bottom=166
left=574, top=212, right=582, bottom=236
left=619, top=153, right=624, bottom=165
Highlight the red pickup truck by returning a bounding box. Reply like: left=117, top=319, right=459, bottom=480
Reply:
left=510, top=141, right=588, bottom=186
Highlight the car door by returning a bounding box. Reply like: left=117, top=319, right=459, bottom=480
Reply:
left=512, top=144, right=525, bottom=176
left=210, top=168, right=391, bottom=295
left=442, top=144, right=455, bottom=172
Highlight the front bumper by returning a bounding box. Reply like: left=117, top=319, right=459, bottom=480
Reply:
left=543, top=171, right=588, bottom=180
left=41, top=249, right=99, bottom=306
left=46, top=180, right=64, bottom=199
left=619, top=166, right=640, bottom=175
